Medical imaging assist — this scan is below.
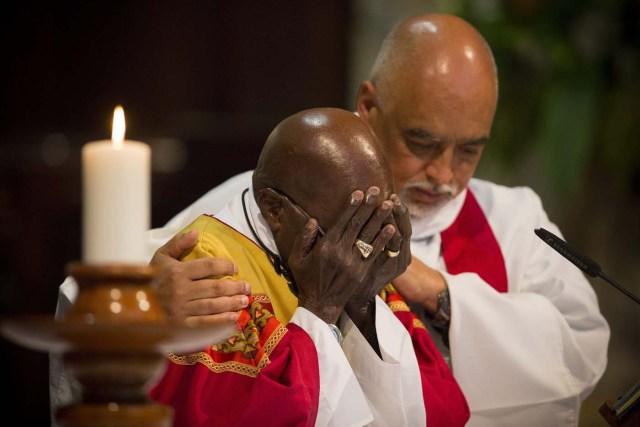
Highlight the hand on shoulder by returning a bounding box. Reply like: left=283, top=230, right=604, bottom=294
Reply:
left=150, top=229, right=251, bottom=325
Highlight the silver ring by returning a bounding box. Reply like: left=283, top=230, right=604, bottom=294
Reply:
left=355, top=239, right=374, bottom=259
left=386, top=250, right=400, bottom=258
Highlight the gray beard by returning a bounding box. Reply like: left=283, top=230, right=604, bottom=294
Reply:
left=399, top=182, right=458, bottom=219
left=401, top=194, right=450, bottom=219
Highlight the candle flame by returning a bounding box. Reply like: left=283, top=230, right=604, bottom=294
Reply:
left=111, top=106, right=126, bottom=150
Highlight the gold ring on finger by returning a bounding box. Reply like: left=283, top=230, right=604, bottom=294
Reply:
left=355, top=239, right=374, bottom=259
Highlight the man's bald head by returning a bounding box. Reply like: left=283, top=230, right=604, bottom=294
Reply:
left=370, top=13, right=498, bottom=110
left=253, top=108, right=395, bottom=265
left=253, top=108, right=393, bottom=229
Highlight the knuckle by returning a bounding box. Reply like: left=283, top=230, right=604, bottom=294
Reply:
left=359, top=230, right=373, bottom=241
left=199, top=298, right=218, bottom=314
left=168, top=284, right=186, bottom=301
left=202, top=257, right=218, bottom=271
left=207, top=279, right=224, bottom=295
left=204, top=257, right=232, bottom=275
left=350, top=217, right=363, bottom=230
left=165, top=263, right=185, bottom=282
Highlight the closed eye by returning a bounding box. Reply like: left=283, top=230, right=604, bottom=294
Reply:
left=458, top=145, right=481, bottom=155
left=405, top=139, right=442, bottom=156
left=457, top=139, right=487, bottom=157
left=403, top=129, right=442, bottom=157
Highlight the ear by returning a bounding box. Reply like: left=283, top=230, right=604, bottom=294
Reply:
left=256, top=188, right=284, bottom=233
left=355, top=80, right=378, bottom=120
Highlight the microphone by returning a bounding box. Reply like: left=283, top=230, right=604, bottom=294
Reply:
left=534, top=227, right=640, bottom=305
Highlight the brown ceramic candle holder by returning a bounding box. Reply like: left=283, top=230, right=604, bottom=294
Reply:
left=1, top=261, right=236, bottom=427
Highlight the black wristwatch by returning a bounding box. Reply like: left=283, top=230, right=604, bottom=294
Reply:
left=432, top=287, right=451, bottom=329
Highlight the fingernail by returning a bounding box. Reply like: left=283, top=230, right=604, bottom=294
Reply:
left=233, top=263, right=238, bottom=275
left=366, top=187, right=380, bottom=203
left=241, top=295, right=249, bottom=307
left=391, top=194, right=401, bottom=205
left=351, top=191, right=363, bottom=205
left=244, top=282, right=251, bottom=294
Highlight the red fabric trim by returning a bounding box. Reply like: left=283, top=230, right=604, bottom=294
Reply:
left=382, top=286, right=470, bottom=427
left=441, top=190, right=508, bottom=292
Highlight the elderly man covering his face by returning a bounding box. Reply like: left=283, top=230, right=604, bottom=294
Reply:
left=148, top=108, right=469, bottom=426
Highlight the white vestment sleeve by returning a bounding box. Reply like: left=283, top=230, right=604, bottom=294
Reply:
left=340, top=297, right=426, bottom=427
left=446, top=182, right=610, bottom=427
left=289, top=307, right=373, bottom=427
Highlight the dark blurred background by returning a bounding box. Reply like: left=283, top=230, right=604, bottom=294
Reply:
left=1, top=1, right=638, bottom=425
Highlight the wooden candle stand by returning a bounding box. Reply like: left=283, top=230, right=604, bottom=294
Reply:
left=1, top=262, right=236, bottom=427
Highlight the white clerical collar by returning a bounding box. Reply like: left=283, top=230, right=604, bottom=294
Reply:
left=410, top=188, right=467, bottom=240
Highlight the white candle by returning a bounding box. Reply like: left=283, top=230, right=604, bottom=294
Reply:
left=81, top=106, right=151, bottom=263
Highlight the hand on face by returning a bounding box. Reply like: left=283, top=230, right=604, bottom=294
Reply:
left=285, top=187, right=409, bottom=324
left=350, top=193, right=412, bottom=306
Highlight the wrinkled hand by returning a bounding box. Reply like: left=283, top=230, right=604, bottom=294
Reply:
left=348, top=193, right=412, bottom=306
left=287, top=187, right=394, bottom=324
left=150, top=229, right=251, bottom=325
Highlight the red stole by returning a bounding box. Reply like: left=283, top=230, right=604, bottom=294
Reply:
left=440, top=190, right=508, bottom=292
left=383, top=286, right=471, bottom=427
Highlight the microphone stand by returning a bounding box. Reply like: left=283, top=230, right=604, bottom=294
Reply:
left=598, top=271, right=640, bottom=305
left=534, top=227, right=640, bottom=304
left=534, top=228, right=640, bottom=426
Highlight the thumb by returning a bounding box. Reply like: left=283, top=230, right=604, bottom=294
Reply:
left=157, top=229, right=200, bottom=259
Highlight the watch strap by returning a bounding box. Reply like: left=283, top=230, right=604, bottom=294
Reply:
left=432, top=287, right=451, bottom=328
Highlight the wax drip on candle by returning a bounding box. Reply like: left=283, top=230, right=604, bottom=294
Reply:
left=112, top=106, right=125, bottom=151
